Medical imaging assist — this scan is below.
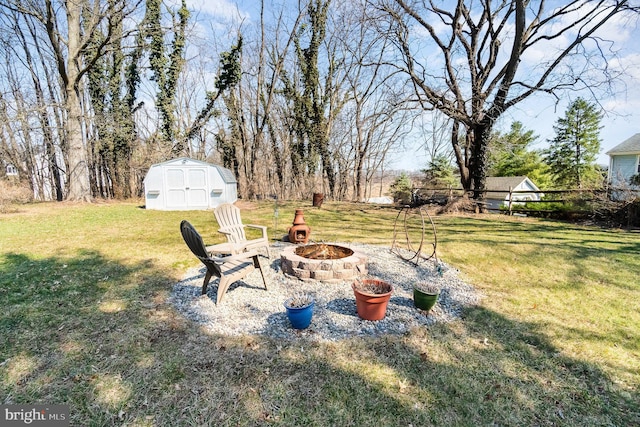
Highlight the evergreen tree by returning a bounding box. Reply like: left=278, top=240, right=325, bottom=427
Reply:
left=488, top=121, right=552, bottom=189
left=422, top=155, right=457, bottom=188
left=545, top=98, right=603, bottom=188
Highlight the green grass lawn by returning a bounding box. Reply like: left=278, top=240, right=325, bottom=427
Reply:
left=1, top=200, right=638, bottom=426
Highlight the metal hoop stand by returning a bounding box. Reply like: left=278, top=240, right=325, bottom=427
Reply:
left=391, top=205, right=438, bottom=265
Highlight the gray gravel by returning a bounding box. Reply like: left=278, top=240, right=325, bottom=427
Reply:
left=169, top=242, right=482, bottom=342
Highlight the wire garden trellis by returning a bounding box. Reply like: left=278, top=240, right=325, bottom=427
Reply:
left=391, top=205, right=438, bottom=266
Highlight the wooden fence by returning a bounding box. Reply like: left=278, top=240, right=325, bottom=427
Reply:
left=412, top=186, right=640, bottom=217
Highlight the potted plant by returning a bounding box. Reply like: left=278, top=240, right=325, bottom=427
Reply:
left=413, top=282, right=440, bottom=313
left=352, top=278, right=393, bottom=321
left=284, top=293, right=315, bottom=329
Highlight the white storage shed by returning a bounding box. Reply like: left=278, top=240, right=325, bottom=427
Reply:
left=144, top=158, right=237, bottom=210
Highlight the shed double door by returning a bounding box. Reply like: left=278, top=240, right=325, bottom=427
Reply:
left=165, top=166, right=208, bottom=209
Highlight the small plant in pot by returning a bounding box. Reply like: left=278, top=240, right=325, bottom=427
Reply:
left=413, top=282, right=440, bottom=313
left=284, top=293, right=315, bottom=329
left=352, top=278, right=394, bottom=321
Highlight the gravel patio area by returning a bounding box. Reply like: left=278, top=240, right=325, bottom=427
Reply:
left=170, top=241, right=482, bottom=342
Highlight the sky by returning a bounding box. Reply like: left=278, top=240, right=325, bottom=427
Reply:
left=386, top=2, right=640, bottom=171
left=181, top=0, right=640, bottom=171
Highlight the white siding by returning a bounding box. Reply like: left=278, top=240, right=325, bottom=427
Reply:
left=610, top=155, right=638, bottom=185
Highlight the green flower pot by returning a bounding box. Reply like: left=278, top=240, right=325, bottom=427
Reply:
left=413, top=287, right=439, bottom=312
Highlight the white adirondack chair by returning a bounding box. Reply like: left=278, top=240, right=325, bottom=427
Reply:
left=213, top=203, right=271, bottom=257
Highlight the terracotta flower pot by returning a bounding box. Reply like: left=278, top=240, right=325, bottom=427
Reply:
left=352, top=279, right=393, bottom=321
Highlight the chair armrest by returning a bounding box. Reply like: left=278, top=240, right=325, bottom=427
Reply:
left=210, top=250, right=260, bottom=264
left=217, top=228, right=234, bottom=236
left=246, top=224, right=268, bottom=236
left=206, top=242, right=237, bottom=255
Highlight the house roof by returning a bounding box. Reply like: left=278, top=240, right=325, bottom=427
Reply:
left=485, top=176, right=538, bottom=191
left=606, top=133, right=640, bottom=155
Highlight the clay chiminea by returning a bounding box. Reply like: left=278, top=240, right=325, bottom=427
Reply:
left=288, top=209, right=311, bottom=244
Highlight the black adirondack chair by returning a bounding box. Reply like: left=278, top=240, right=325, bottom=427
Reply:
left=180, top=220, right=267, bottom=304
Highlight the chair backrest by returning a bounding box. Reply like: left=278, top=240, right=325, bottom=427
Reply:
left=214, top=203, right=247, bottom=243
left=180, top=220, right=221, bottom=276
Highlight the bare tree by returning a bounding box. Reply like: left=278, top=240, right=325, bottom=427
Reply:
left=0, top=88, right=40, bottom=198
left=281, top=0, right=350, bottom=198
left=248, top=1, right=304, bottom=198
left=378, top=0, right=639, bottom=200
left=335, top=1, right=414, bottom=201
left=86, top=2, right=144, bottom=199
left=416, top=110, right=453, bottom=165
left=3, top=0, right=141, bottom=201
left=23, top=14, right=66, bottom=201
left=0, top=7, right=66, bottom=200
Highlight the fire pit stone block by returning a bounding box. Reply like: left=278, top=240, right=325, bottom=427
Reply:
left=320, top=261, right=333, bottom=271
left=312, top=270, right=333, bottom=280
left=292, top=268, right=311, bottom=279
left=280, top=244, right=368, bottom=282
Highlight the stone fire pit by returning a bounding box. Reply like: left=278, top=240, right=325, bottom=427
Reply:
left=280, top=243, right=368, bottom=282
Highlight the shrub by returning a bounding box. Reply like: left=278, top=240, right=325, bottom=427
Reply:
left=0, top=179, right=32, bottom=212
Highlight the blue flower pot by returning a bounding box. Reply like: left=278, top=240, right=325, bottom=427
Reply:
left=284, top=298, right=315, bottom=329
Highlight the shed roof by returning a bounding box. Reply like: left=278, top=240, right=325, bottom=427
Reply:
left=213, top=165, right=237, bottom=184
left=606, top=133, right=640, bottom=155
left=148, top=157, right=237, bottom=184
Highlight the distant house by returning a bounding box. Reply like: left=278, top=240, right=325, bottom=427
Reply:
left=606, top=133, right=640, bottom=187
left=4, top=163, right=18, bottom=177
left=143, top=157, right=237, bottom=210
left=484, top=176, right=542, bottom=211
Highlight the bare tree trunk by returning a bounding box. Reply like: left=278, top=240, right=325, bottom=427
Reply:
left=470, top=122, right=493, bottom=202
left=64, top=2, right=91, bottom=201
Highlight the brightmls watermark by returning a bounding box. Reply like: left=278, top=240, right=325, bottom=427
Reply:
left=1, top=405, right=69, bottom=426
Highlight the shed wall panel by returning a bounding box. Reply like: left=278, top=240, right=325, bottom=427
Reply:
left=144, top=158, right=237, bottom=210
